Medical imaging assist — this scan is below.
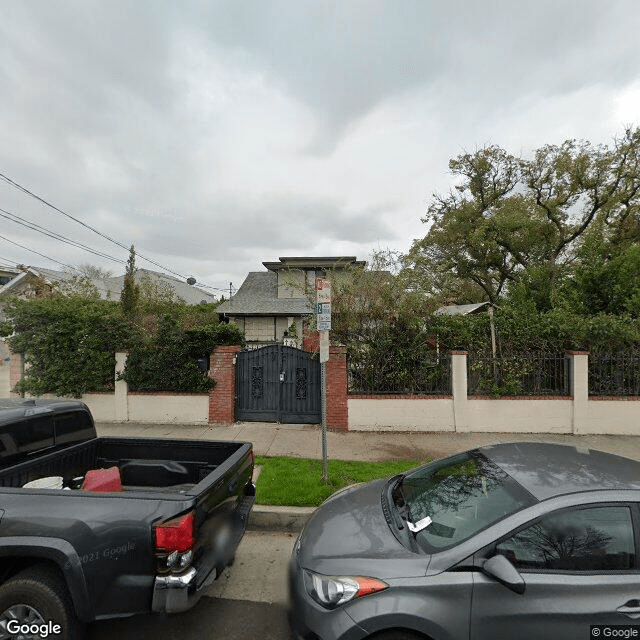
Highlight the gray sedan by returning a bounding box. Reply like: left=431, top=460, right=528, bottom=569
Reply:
left=289, top=442, right=640, bottom=640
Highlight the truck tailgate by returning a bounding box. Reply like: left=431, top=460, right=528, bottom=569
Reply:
left=184, top=441, right=255, bottom=586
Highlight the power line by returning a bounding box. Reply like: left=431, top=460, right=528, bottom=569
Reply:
left=0, top=206, right=127, bottom=265
left=0, top=234, right=79, bottom=272
left=0, top=172, right=230, bottom=290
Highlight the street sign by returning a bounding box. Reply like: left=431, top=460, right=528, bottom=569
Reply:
left=317, top=313, right=331, bottom=331
left=315, top=278, right=331, bottom=303
left=315, top=302, right=331, bottom=315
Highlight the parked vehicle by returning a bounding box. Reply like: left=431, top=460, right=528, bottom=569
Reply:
left=289, top=442, right=640, bottom=640
left=0, top=399, right=255, bottom=639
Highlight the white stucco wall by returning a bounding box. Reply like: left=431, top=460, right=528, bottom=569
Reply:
left=580, top=400, right=640, bottom=435
left=463, top=398, right=573, bottom=433
left=81, top=393, right=118, bottom=422
left=127, top=394, right=209, bottom=424
left=348, top=397, right=455, bottom=431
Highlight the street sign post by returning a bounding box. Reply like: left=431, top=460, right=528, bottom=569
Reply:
left=315, top=277, right=331, bottom=482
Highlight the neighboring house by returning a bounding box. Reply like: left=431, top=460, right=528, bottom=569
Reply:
left=0, top=265, right=216, bottom=322
left=435, top=302, right=491, bottom=316
left=217, top=256, right=366, bottom=346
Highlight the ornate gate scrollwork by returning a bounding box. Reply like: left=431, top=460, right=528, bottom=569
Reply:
left=295, top=368, right=307, bottom=400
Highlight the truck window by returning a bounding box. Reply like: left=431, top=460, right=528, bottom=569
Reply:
left=54, top=411, right=94, bottom=444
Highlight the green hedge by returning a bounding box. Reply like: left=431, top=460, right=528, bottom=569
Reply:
left=3, top=294, right=244, bottom=397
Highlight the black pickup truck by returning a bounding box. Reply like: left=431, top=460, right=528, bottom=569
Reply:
left=0, top=399, right=255, bottom=639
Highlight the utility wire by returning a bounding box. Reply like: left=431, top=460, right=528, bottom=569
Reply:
left=0, top=234, right=79, bottom=272
left=0, top=206, right=127, bottom=265
left=0, top=172, right=229, bottom=290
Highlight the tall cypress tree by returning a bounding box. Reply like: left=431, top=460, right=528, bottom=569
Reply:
left=120, top=245, right=140, bottom=319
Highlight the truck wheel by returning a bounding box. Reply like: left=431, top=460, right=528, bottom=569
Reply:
left=0, top=565, right=83, bottom=640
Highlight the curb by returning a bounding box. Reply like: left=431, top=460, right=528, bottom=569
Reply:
left=248, top=505, right=315, bottom=533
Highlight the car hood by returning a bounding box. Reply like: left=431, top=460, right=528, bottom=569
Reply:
left=298, top=478, right=428, bottom=578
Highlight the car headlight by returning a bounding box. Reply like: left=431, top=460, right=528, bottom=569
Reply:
left=303, top=569, right=388, bottom=609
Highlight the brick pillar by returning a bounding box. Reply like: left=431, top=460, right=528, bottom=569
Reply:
left=326, top=345, right=348, bottom=431
left=209, top=345, right=241, bottom=424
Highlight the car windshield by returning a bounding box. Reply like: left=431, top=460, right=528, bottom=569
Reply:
left=398, top=451, right=535, bottom=552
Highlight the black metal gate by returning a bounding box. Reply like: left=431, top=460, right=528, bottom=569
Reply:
left=235, top=345, right=321, bottom=423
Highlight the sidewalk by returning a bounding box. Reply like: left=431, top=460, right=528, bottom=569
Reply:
left=95, top=421, right=640, bottom=463
left=95, top=421, right=640, bottom=532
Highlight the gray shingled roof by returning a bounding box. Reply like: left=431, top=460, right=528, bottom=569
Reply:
left=217, top=271, right=312, bottom=316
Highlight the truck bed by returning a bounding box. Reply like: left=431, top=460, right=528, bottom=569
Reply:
left=0, top=436, right=248, bottom=495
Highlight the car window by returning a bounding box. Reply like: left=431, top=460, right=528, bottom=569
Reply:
left=400, top=452, right=535, bottom=551
left=496, top=505, right=636, bottom=571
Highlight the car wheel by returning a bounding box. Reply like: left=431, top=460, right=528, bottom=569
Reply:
left=0, top=565, right=83, bottom=640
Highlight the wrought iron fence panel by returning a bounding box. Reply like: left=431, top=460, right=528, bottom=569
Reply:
left=348, top=351, right=451, bottom=395
left=467, top=352, right=569, bottom=396
left=589, top=351, right=640, bottom=396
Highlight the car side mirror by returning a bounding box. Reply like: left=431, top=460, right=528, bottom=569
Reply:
left=483, top=554, right=526, bottom=595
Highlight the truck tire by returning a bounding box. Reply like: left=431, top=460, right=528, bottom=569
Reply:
left=0, top=564, right=83, bottom=640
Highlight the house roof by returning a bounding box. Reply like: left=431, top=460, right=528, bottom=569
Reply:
left=262, top=256, right=366, bottom=271
left=0, top=266, right=216, bottom=305
left=435, top=302, right=491, bottom=316
left=108, top=269, right=216, bottom=305
left=216, top=271, right=312, bottom=316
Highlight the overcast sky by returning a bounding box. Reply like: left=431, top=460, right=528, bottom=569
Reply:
left=0, top=0, right=639, bottom=297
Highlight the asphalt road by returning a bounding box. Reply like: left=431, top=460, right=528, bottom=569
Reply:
left=88, top=531, right=297, bottom=640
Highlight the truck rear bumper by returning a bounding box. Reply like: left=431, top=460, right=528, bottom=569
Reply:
left=151, top=567, right=206, bottom=614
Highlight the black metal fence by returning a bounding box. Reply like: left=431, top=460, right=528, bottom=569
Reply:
left=348, top=350, right=640, bottom=397
left=348, top=352, right=451, bottom=395
left=589, top=352, right=640, bottom=396
left=467, top=352, right=570, bottom=396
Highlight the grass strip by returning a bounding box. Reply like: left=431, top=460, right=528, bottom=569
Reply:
left=254, top=456, right=424, bottom=507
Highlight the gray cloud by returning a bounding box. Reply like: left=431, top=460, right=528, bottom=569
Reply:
left=0, top=0, right=639, bottom=291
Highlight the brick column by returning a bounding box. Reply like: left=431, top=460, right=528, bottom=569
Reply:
left=326, top=345, right=348, bottom=431
left=209, top=345, right=241, bottom=424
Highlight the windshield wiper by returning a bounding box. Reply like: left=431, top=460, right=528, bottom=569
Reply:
left=385, top=475, right=406, bottom=530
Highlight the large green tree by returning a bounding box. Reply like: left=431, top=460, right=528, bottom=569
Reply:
left=408, top=128, right=640, bottom=310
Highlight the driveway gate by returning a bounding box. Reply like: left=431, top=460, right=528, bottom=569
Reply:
left=235, top=344, right=321, bottom=423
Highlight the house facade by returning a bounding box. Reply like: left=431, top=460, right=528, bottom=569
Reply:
left=217, top=256, right=366, bottom=346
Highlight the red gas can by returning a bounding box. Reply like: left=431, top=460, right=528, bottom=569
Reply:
left=81, top=467, right=123, bottom=492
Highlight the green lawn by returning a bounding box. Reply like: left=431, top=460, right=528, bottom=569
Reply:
left=254, top=456, right=424, bottom=507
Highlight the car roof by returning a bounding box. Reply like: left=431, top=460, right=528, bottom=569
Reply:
left=479, top=442, right=640, bottom=501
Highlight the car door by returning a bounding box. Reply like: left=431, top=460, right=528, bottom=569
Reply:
left=470, top=504, right=640, bottom=640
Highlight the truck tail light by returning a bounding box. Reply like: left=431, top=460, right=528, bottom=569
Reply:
left=154, top=511, right=195, bottom=553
